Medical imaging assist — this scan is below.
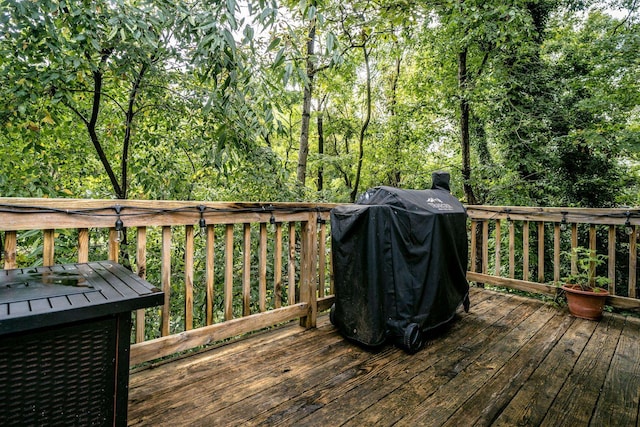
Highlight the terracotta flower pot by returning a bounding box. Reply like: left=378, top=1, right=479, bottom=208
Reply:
left=561, top=284, right=609, bottom=320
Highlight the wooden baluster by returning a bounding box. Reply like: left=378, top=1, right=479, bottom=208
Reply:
left=78, top=228, right=89, bottom=263
left=206, top=225, right=215, bottom=325
left=318, top=220, right=327, bottom=298
left=299, top=215, right=318, bottom=328
left=329, top=227, right=334, bottom=296
left=259, top=223, right=267, bottom=312
left=184, top=225, right=194, bottom=331
left=274, top=222, right=283, bottom=309
left=629, top=226, right=637, bottom=299
left=242, top=223, right=251, bottom=317
left=288, top=222, right=297, bottom=305
left=509, top=220, right=515, bottom=279
left=553, top=223, right=561, bottom=284
left=494, top=219, right=501, bottom=276
left=588, top=225, right=597, bottom=288
left=608, top=225, right=616, bottom=296
left=3, top=231, right=17, bottom=269
left=136, top=227, right=147, bottom=343
left=482, top=220, right=489, bottom=276
left=523, top=221, right=529, bottom=281
left=43, top=229, right=55, bottom=266
left=571, top=223, right=578, bottom=275
left=538, top=222, right=545, bottom=283
left=224, top=224, right=234, bottom=321
left=161, top=226, right=172, bottom=337
left=470, top=220, right=478, bottom=273
left=108, top=228, right=119, bottom=262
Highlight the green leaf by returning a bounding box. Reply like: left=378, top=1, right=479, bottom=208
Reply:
left=266, top=37, right=281, bottom=52
left=107, top=26, right=118, bottom=41
left=273, top=47, right=285, bottom=68
left=222, top=29, right=236, bottom=54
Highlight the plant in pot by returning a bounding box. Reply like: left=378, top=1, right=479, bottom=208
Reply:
left=561, top=246, right=610, bottom=320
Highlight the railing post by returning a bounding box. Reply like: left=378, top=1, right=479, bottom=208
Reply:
left=299, top=214, right=318, bottom=328
left=318, top=219, right=327, bottom=298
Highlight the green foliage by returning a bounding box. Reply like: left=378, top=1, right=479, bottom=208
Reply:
left=0, top=0, right=284, bottom=199
left=0, top=0, right=638, bottom=207
left=561, top=246, right=610, bottom=291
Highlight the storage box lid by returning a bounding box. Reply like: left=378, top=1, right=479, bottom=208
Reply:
left=0, top=261, right=163, bottom=335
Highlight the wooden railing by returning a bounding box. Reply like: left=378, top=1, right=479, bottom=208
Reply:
left=0, top=199, right=335, bottom=365
left=2, top=201, right=639, bottom=365
left=466, top=206, right=640, bottom=311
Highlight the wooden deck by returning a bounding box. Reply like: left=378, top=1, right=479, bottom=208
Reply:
left=128, top=287, right=640, bottom=426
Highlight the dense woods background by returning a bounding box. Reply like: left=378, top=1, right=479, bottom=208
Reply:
left=1, top=0, right=639, bottom=207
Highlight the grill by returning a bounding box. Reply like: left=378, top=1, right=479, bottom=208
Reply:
left=0, top=261, right=164, bottom=426
left=330, top=172, right=470, bottom=353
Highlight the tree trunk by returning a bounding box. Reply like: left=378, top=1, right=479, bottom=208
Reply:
left=89, top=68, right=124, bottom=199
left=350, top=44, right=372, bottom=203
left=389, top=49, right=402, bottom=187
left=317, top=111, right=324, bottom=192
left=121, top=63, right=148, bottom=200
left=458, top=47, right=477, bottom=205
left=296, top=6, right=317, bottom=187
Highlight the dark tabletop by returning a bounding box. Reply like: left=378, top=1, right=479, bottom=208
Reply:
left=0, top=261, right=164, bottom=336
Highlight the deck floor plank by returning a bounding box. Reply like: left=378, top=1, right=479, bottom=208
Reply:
left=327, top=295, right=534, bottom=427
left=336, top=291, right=522, bottom=427
left=491, top=317, right=599, bottom=426
left=394, top=301, right=557, bottom=426
left=590, top=316, right=640, bottom=426
left=128, top=288, right=640, bottom=427
left=254, top=291, right=512, bottom=426
left=128, top=327, right=347, bottom=425
left=540, top=314, right=625, bottom=427
left=441, top=309, right=574, bottom=427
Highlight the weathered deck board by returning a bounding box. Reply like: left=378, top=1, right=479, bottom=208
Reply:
left=128, top=287, right=640, bottom=426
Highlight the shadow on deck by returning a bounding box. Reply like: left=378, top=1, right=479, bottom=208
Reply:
left=128, top=287, right=640, bottom=426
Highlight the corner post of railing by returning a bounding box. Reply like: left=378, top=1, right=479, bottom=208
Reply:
left=299, top=211, right=318, bottom=329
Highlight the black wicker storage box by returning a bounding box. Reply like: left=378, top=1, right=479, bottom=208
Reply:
left=0, top=262, right=163, bottom=426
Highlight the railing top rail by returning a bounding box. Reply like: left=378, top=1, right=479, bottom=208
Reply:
left=3, top=199, right=640, bottom=230
left=0, top=198, right=338, bottom=230
left=466, top=205, right=640, bottom=226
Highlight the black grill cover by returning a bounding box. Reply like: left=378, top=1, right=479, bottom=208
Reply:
left=330, top=174, right=469, bottom=350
